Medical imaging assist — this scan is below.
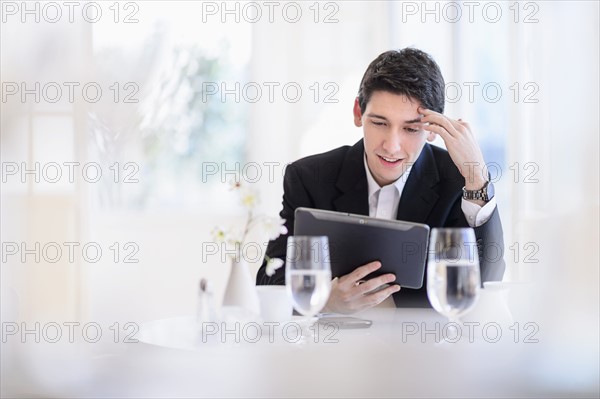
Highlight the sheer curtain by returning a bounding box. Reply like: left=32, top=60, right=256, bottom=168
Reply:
left=507, top=2, right=599, bottom=379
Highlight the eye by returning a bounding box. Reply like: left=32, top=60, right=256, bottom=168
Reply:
left=405, top=128, right=419, bottom=133
left=371, top=120, right=387, bottom=127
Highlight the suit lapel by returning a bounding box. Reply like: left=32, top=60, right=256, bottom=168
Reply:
left=396, top=144, right=440, bottom=224
left=332, top=140, right=369, bottom=216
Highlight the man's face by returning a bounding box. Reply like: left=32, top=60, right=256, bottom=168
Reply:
left=353, top=91, right=434, bottom=186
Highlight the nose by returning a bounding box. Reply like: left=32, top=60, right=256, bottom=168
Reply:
left=382, top=132, right=402, bottom=155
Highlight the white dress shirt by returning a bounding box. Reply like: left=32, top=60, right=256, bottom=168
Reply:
left=362, top=154, right=497, bottom=307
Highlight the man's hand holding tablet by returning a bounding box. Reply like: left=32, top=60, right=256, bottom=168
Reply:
left=322, top=261, right=400, bottom=314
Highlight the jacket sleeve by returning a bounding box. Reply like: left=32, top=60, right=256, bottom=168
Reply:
left=473, top=206, right=506, bottom=282
left=446, top=197, right=506, bottom=283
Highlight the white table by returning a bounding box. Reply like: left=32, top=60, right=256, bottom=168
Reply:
left=2, top=305, right=597, bottom=398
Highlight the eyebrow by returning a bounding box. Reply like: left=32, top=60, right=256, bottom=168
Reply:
left=366, top=113, right=423, bottom=124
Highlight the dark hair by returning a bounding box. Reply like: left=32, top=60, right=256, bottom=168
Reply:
left=357, top=48, right=445, bottom=114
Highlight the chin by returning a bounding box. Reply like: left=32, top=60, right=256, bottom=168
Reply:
left=376, top=172, right=403, bottom=186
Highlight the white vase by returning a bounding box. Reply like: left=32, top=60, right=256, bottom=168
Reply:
left=222, top=251, right=260, bottom=316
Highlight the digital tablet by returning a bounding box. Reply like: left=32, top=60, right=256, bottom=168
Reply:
left=294, top=207, right=430, bottom=289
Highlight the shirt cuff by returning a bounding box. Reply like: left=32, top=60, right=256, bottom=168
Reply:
left=461, top=197, right=497, bottom=227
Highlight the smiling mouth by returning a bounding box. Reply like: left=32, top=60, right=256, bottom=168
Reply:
left=378, top=155, right=403, bottom=166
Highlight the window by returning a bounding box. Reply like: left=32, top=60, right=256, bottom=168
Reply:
left=91, top=2, right=251, bottom=210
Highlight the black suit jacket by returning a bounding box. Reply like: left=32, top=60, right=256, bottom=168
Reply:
left=256, top=139, right=505, bottom=307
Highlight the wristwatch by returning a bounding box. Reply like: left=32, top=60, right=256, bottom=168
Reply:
left=462, top=180, right=494, bottom=202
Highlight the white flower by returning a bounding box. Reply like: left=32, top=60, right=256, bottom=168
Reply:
left=240, top=190, right=257, bottom=209
left=211, top=175, right=287, bottom=265
left=211, top=227, right=229, bottom=243
left=259, top=216, right=288, bottom=241
left=265, top=257, right=284, bottom=277
left=229, top=179, right=257, bottom=210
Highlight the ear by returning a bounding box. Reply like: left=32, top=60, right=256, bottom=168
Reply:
left=426, top=132, right=436, bottom=142
left=353, top=97, right=363, bottom=127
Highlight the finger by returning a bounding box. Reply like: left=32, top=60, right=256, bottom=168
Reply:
left=422, top=122, right=453, bottom=143
left=456, top=118, right=472, bottom=132
left=419, top=107, right=468, bottom=137
left=418, top=106, right=437, bottom=116
left=421, top=113, right=458, bottom=138
left=363, top=284, right=401, bottom=307
left=448, top=118, right=472, bottom=135
left=339, top=261, right=381, bottom=287
left=355, top=273, right=397, bottom=296
left=429, top=111, right=469, bottom=135
left=418, top=106, right=447, bottom=123
left=423, top=115, right=472, bottom=141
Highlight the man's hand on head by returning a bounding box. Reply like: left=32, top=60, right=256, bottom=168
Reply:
left=322, top=261, right=401, bottom=314
left=419, top=107, right=489, bottom=200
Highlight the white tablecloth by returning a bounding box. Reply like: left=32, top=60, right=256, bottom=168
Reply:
left=3, top=304, right=597, bottom=398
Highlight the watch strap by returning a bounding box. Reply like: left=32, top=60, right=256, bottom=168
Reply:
left=462, top=181, right=490, bottom=201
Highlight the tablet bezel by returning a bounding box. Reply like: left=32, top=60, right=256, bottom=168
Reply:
left=293, top=207, right=430, bottom=289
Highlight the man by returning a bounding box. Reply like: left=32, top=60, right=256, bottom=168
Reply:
left=256, top=48, right=505, bottom=313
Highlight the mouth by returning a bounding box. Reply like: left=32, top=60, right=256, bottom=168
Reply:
left=377, top=155, right=404, bottom=167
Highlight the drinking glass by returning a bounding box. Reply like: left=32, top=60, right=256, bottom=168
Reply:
left=285, top=236, right=332, bottom=317
left=427, top=228, right=481, bottom=335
